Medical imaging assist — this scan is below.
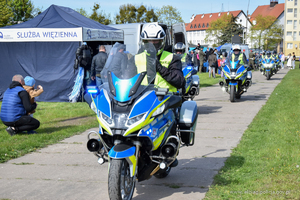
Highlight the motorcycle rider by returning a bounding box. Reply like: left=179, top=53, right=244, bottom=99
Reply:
left=174, top=42, right=192, bottom=67
left=229, top=44, right=248, bottom=66
left=249, top=50, right=255, bottom=70
left=132, top=23, right=186, bottom=94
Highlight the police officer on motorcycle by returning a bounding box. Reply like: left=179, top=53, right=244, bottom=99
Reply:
left=134, top=23, right=186, bottom=94
left=174, top=42, right=192, bottom=67
left=229, top=44, right=248, bottom=66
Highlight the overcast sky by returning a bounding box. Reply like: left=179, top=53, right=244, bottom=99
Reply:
left=31, top=0, right=284, bottom=23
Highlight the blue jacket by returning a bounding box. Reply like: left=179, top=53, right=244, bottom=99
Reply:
left=1, top=81, right=36, bottom=122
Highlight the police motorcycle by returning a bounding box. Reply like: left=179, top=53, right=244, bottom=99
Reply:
left=272, top=52, right=281, bottom=71
left=85, top=43, right=198, bottom=200
left=174, top=42, right=200, bottom=101
left=219, top=53, right=252, bottom=102
left=260, top=52, right=277, bottom=80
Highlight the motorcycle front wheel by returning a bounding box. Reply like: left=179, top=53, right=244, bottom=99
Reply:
left=230, top=85, right=235, bottom=102
left=266, top=71, right=270, bottom=80
left=108, top=159, right=136, bottom=200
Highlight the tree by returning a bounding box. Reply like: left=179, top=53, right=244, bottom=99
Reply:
left=76, top=8, right=89, bottom=18
left=115, top=4, right=157, bottom=24
left=156, top=5, right=183, bottom=27
left=205, top=14, right=243, bottom=46
left=11, top=0, right=35, bottom=24
left=248, top=14, right=282, bottom=50
left=0, top=0, right=14, bottom=27
left=90, top=3, right=111, bottom=25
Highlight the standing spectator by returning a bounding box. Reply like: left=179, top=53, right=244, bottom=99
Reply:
left=91, top=45, right=108, bottom=87
left=195, top=50, right=200, bottom=71
left=23, top=76, right=44, bottom=117
left=0, top=75, right=40, bottom=136
left=287, top=53, right=292, bottom=69
left=195, top=43, right=201, bottom=51
left=198, top=47, right=205, bottom=73
left=190, top=50, right=197, bottom=67
left=75, top=42, right=93, bottom=87
left=280, top=52, right=285, bottom=69
left=208, top=51, right=217, bottom=78
left=292, top=52, right=296, bottom=69
left=249, top=50, right=255, bottom=69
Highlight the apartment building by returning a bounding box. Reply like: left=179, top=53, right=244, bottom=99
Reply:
left=284, top=0, right=300, bottom=55
left=250, top=0, right=284, bottom=52
left=185, top=10, right=252, bottom=48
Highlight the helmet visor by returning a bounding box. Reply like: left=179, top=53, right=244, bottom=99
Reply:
left=143, top=39, right=164, bottom=52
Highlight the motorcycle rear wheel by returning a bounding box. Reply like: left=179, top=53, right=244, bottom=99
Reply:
left=108, top=159, right=136, bottom=200
left=230, top=85, right=235, bottom=102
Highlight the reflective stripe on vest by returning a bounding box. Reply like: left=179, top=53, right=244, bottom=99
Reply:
left=135, top=52, right=148, bottom=85
left=157, top=51, right=177, bottom=92
left=232, top=53, right=244, bottom=65
left=135, top=51, right=177, bottom=92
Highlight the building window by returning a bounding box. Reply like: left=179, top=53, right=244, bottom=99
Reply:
left=295, top=0, right=298, bottom=6
left=202, top=23, right=205, bottom=28
left=287, top=8, right=293, bottom=13
left=190, top=24, right=193, bottom=28
left=240, top=19, right=242, bottom=22
left=293, top=31, right=297, bottom=41
left=287, top=43, right=293, bottom=49
left=287, top=20, right=292, bottom=24
left=294, top=20, right=297, bottom=29
left=287, top=31, right=292, bottom=36
left=206, top=23, right=209, bottom=27
left=198, top=24, right=201, bottom=28
left=194, top=24, right=197, bottom=28
left=295, top=8, right=297, bottom=17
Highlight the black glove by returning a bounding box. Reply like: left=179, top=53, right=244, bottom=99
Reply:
left=156, top=58, right=163, bottom=72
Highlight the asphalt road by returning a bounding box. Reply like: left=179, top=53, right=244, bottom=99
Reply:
left=0, top=69, right=288, bottom=200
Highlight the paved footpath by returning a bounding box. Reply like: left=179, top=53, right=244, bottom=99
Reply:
left=0, top=69, right=288, bottom=200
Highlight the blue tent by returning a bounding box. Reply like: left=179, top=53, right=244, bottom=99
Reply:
left=0, top=5, right=123, bottom=102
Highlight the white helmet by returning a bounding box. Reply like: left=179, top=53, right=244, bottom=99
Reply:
left=140, top=23, right=166, bottom=55
left=174, top=42, right=186, bottom=54
left=232, top=44, right=241, bottom=51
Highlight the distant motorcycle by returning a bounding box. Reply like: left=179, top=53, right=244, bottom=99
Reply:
left=219, top=58, right=252, bottom=102
left=260, top=57, right=277, bottom=80
left=182, top=65, right=200, bottom=101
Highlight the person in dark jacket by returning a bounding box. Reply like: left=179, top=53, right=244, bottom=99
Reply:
left=75, top=42, right=93, bottom=87
left=198, top=47, right=205, bottom=73
left=0, top=75, right=40, bottom=136
left=91, top=45, right=108, bottom=87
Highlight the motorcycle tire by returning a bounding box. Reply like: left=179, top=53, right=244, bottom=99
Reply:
left=230, top=85, right=235, bottom=102
left=154, top=167, right=171, bottom=179
left=266, top=71, right=270, bottom=80
left=108, top=159, right=135, bottom=200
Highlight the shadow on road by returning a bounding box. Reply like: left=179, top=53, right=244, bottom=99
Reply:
left=133, top=153, right=245, bottom=200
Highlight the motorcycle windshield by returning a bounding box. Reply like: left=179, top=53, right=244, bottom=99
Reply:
left=100, top=42, right=157, bottom=103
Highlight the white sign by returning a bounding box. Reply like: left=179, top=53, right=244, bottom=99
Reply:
left=83, top=28, right=123, bottom=42
left=0, top=28, right=82, bottom=42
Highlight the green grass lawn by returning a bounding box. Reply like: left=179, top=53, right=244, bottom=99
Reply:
left=204, top=69, right=300, bottom=199
left=0, top=102, right=98, bottom=163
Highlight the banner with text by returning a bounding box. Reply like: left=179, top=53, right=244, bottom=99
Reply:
left=0, top=28, right=82, bottom=42
left=82, top=28, right=123, bottom=42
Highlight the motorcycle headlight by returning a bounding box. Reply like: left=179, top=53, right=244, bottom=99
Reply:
left=101, top=112, right=113, bottom=125
left=113, top=113, right=128, bottom=128
left=152, top=104, right=165, bottom=117
left=230, top=72, right=236, bottom=79
left=127, top=113, right=145, bottom=126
